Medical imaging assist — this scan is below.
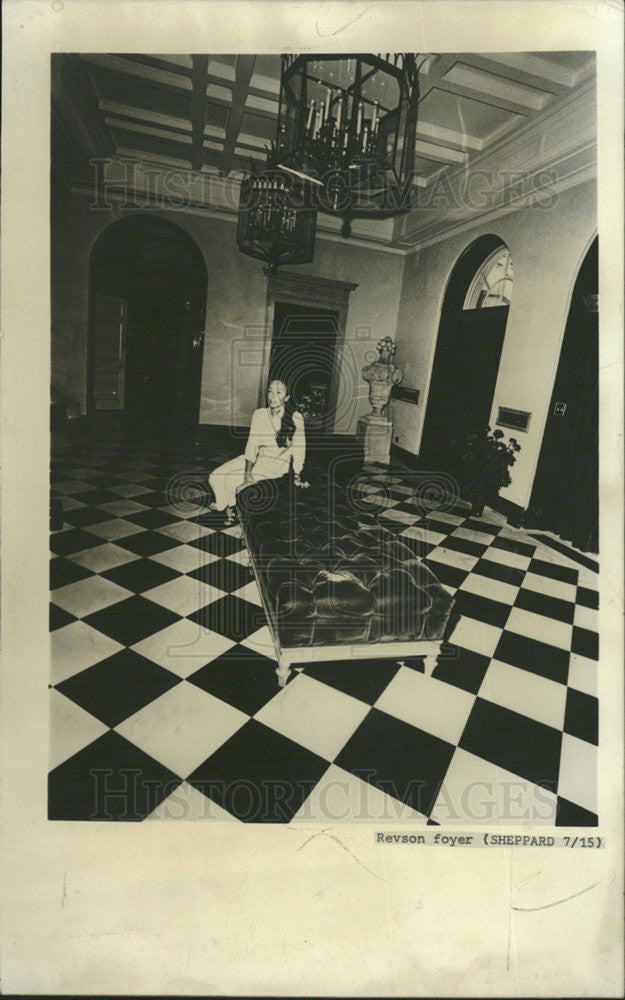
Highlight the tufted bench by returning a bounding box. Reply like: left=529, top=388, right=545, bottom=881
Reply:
left=236, top=441, right=455, bottom=686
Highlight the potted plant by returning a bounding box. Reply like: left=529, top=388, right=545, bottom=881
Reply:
left=456, top=426, right=521, bottom=515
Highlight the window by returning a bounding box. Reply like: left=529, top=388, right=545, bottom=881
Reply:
left=463, top=246, right=513, bottom=309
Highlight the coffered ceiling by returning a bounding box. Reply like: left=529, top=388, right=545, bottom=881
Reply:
left=52, top=50, right=596, bottom=248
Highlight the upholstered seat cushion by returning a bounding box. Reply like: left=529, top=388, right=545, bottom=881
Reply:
left=237, top=453, right=454, bottom=650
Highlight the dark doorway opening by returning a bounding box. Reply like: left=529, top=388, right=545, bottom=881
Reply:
left=89, top=216, right=207, bottom=436
left=269, top=301, right=340, bottom=434
left=526, top=237, right=598, bottom=553
left=419, top=235, right=511, bottom=469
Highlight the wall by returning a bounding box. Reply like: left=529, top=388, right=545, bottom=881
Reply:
left=392, top=180, right=597, bottom=508
left=51, top=190, right=404, bottom=435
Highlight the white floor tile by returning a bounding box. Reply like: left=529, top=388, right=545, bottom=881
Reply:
left=160, top=502, right=212, bottom=520
left=226, top=548, right=253, bottom=567
left=506, top=606, right=572, bottom=650
left=429, top=748, right=558, bottom=825
left=157, top=521, right=213, bottom=543
left=149, top=544, right=218, bottom=573
left=449, top=616, right=502, bottom=658
left=379, top=508, right=419, bottom=524
left=459, top=572, right=519, bottom=605
left=143, top=576, right=225, bottom=616
left=49, top=688, right=108, bottom=770
left=428, top=548, right=480, bottom=572
left=240, top=625, right=277, bottom=660
left=84, top=518, right=145, bottom=540
left=51, top=576, right=133, bottom=618
left=576, top=567, right=600, bottom=590
left=482, top=547, right=532, bottom=571
left=67, top=542, right=140, bottom=573
left=292, top=764, right=428, bottom=824
left=478, top=659, right=567, bottom=730
left=521, top=572, right=577, bottom=603
left=232, top=580, right=263, bottom=607
left=574, top=604, right=598, bottom=631
left=131, top=620, right=235, bottom=677
left=428, top=511, right=465, bottom=525
left=51, top=621, right=124, bottom=684
left=116, top=682, right=248, bottom=778
left=255, top=674, right=370, bottom=761
left=558, top=734, right=597, bottom=814
left=61, top=497, right=87, bottom=511
left=375, top=666, right=475, bottom=744
left=399, top=525, right=447, bottom=546
left=97, top=498, right=150, bottom=517
left=146, top=781, right=239, bottom=821
left=51, top=479, right=96, bottom=494
left=567, top=653, right=598, bottom=697
left=452, top=525, right=497, bottom=544
left=106, top=483, right=154, bottom=497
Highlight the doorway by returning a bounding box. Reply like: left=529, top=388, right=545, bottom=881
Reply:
left=419, top=236, right=512, bottom=467
left=526, top=238, right=598, bottom=552
left=269, top=302, right=340, bottom=434
left=89, top=216, right=207, bottom=434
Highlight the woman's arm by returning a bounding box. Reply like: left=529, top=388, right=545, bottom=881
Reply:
left=243, top=409, right=262, bottom=469
left=290, top=412, right=306, bottom=478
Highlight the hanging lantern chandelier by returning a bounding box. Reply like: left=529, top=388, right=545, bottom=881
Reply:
left=236, top=169, right=317, bottom=272
left=273, top=53, right=420, bottom=233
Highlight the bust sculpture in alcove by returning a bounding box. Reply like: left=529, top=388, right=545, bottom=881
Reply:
left=358, top=337, right=403, bottom=464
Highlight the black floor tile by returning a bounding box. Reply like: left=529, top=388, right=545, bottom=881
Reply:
left=115, top=530, right=181, bottom=558
left=125, top=508, right=180, bottom=530
left=396, top=535, right=437, bottom=559
left=564, top=688, right=598, bottom=745
left=490, top=535, right=536, bottom=558
left=190, top=531, right=246, bottom=558
left=50, top=604, right=78, bottom=631
left=50, top=529, right=105, bottom=557
left=189, top=595, right=266, bottom=644
left=528, top=557, right=579, bottom=586
left=494, top=630, right=570, bottom=685
left=63, top=507, right=116, bottom=529
left=571, top=626, right=599, bottom=661
left=555, top=796, right=598, bottom=827
left=463, top=518, right=502, bottom=536
left=188, top=557, right=252, bottom=593
left=453, top=590, right=512, bottom=629
left=529, top=534, right=599, bottom=573
left=70, top=487, right=125, bottom=506
left=304, top=657, right=402, bottom=705
left=188, top=645, right=279, bottom=715
left=429, top=643, right=491, bottom=695
left=443, top=535, right=489, bottom=557
left=335, top=708, right=455, bottom=816
left=56, top=649, right=181, bottom=727
left=50, top=557, right=93, bottom=590
left=101, top=557, right=182, bottom=594
left=187, top=719, right=330, bottom=823
left=421, top=559, right=468, bottom=591
left=472, top=557, right=526, bottom=588
left=84, top=595, right=181, bottom=646
left=48, top=731, right=182, bottom=821
left=514, top=587, right=576, bottom=624
left=460, top=698, right=562, bottom=793
left=576, top=586, right=599, bottom=610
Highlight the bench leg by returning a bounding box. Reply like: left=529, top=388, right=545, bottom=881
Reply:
left=423, top=650, right=439, bottom=678
left=276, top=654, right=292, bottom=687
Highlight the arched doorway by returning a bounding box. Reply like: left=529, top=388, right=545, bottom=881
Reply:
left=526, top=237, right=598, bottom=552
left=419, top=235, right=513, bottom=466
left=88, top=216, right=207, bottom=434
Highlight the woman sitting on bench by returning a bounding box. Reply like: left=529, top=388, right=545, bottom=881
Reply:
left=209, top=379, right=309, bottom=525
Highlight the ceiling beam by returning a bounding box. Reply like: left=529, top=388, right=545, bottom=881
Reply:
left=190, top=56, right=210, bottom=171
left=220, top=55, right=257, bottom=177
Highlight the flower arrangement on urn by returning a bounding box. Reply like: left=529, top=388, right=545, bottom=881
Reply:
left=357, top=337, right=403, bottom=464
left=362, top=337, right=403, bottom=415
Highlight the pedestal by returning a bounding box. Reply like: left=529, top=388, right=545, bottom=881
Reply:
left=357, top=414, right=393, bottom=465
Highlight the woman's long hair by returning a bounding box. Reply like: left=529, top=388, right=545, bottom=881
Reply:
left=276, top=395, right=298, bottom=449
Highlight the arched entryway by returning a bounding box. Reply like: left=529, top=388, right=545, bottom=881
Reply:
left=419, top=235, right=513, bottom=466
left=88, top=215, right=207, bottom=434
left=526, top=237, right=598, bottom=552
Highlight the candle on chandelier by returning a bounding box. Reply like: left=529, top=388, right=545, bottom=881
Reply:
left=325, top=88, right=331, bottom=120
left=372, top=101, right=379, bottom=132
left=362, top=125, right=369, bottom=151
left=356, top=101, right=363, bottom=135
left=307, top=99, right=316, bottom=132
left=336, top=95, right=343, bottom=131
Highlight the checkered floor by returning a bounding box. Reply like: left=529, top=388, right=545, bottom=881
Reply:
left=49, top=434, right=599, bottom=826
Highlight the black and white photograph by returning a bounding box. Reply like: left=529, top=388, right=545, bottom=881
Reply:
left=1, top=1, right=623, bottom=996
left=48, top=48, right=600, bottom=826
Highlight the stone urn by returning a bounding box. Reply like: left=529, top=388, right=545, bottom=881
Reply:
left=362, top=337, right=403, bottom=415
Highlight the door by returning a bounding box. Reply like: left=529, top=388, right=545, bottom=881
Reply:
left=269, top=302, right=339, bottom=433
left=526, top=239, right=598, bottom=552
left=419, top=304, right=508, bottom=464
left=92, top=293, right=127, bottom=410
